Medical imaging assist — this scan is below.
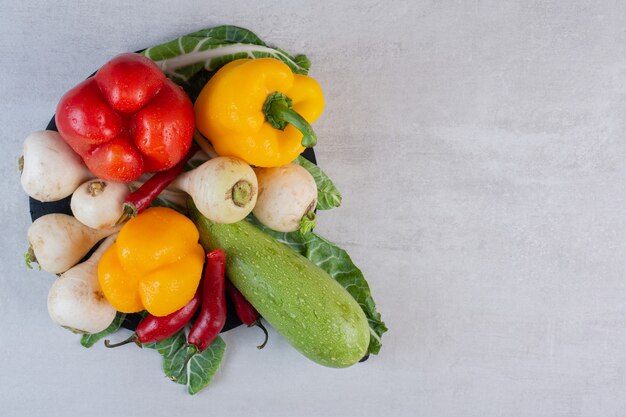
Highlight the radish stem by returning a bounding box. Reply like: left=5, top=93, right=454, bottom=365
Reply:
left=87, top=181, right=105, bottom=196
left=24, top=246, right=39, bottom=270
left=232, top=180, right=254, bottom=207
left=299, top=212, right=316, bottom=235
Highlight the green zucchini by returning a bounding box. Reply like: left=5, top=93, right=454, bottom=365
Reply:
left=189, top=201, right=370, bottom=368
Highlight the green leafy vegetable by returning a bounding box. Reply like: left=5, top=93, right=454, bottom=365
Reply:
left=145, top=330, right=226, bottom=395
left=247, top=217, right=386, bottom=355
left=143, top=25, right=310, bottom=100
left=70, top=25, right=376, bottom=393
left=185, top=339, right=226, bottom=395
left=80, top=312, right=126, bottom=348
left=144, top=329, right=188, bottom=377
left=295, top=156, right=342, bottom=210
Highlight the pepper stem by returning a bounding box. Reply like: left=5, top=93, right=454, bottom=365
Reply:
left=104, top=335, right=140, bottom=348
left=263, top=92, right=317, bottom=148
left=114, top=203, right=137, bottom=226
left=251, top=320, right=269, bottom=349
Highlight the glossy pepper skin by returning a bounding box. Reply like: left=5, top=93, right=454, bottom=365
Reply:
left=104, top=285, right=202, bottom=348
left=98, top=207, right=204, bottom=316
left=135, top=283, right=202, bottom=344
left=194, top=58, right=324, bottom=167
left=226, top=280, right=269, bottom=349
left=187, top=250, right=227, bottom=352
left=56, top=53, right=195, bottom=182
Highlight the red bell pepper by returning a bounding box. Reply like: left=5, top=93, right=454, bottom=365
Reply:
left=55, top=53, right=195, bottom=182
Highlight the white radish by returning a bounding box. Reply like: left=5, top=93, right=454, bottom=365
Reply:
left=20, top=130, right=92, bottom=202
left=47, top=234, right=118, bottom=334
left=172, top=156, right=258, bottom=224
left=71, top=180, right=130, bottom=229
left=253, top=163, right=318, bottom=233
left=27, top=213, right=121, bottom=274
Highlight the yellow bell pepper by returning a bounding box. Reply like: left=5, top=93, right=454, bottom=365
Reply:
left=98, top=207, right=205, bottom=316
left=194, top=58, right=324, bottom=167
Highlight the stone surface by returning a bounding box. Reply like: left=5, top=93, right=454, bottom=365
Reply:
left=2, top=1, right=626, bottom=416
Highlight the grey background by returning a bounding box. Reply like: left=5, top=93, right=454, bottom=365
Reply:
left=1, top=1, right=626, bottom=416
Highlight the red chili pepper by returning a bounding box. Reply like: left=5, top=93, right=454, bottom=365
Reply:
left=104, top=284, right=202, bottom=348
left=170, top=250, right=228, bottom=382
left=226, top=280, right=268, bottom=349
left=187, top=250, right=227, bottom=353
left=115, top=143, right=200, bottom=224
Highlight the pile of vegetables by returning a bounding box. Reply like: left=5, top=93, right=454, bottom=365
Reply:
left=20, top=26, right=386, bottom=395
